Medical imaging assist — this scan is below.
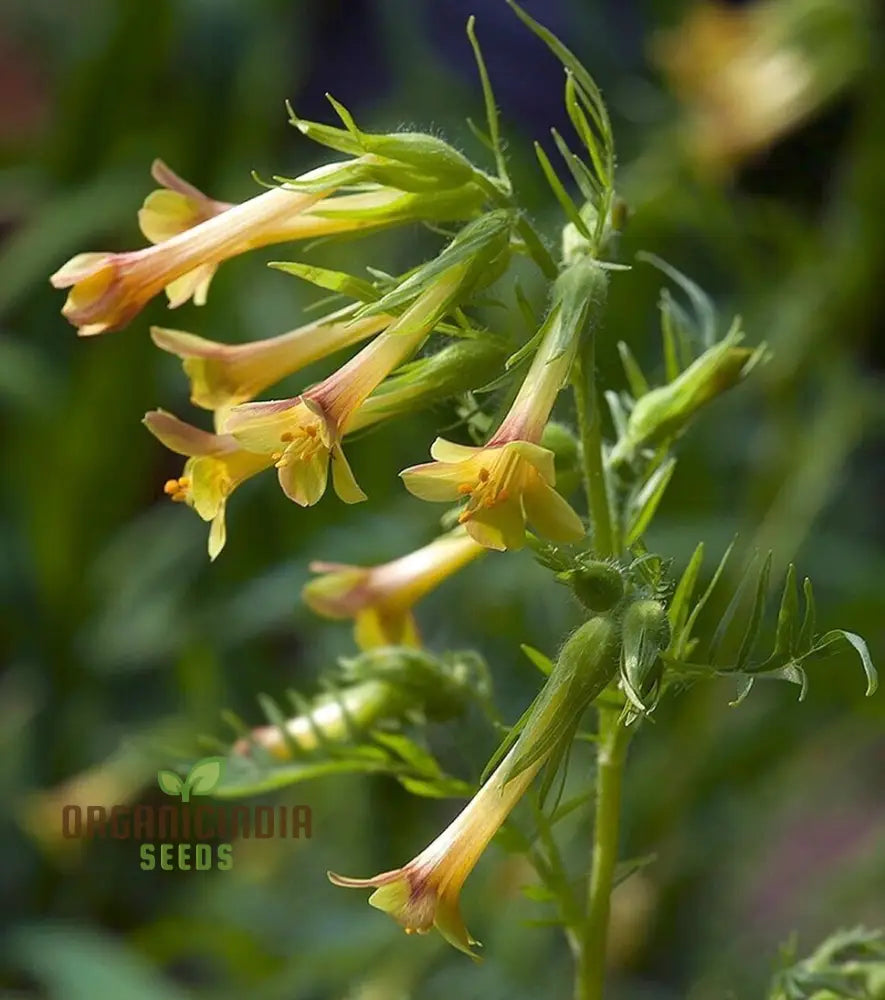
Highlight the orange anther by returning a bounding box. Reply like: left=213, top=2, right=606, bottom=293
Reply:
left=457, top=483, right=473, bottom=495
left=163, top=479, right=179, bottom=495
left=280, top=431, right=294, bottom=443
left=305, top=425, right=318, bottom=437
left=177, top=476, right=190, bottom=488
left=271, top=451, right=283, bottom=462
left=478, top=467, right=490, bottom=482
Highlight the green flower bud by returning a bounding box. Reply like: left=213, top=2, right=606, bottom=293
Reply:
left=620, top=599, right=669, bottom=713
left=349, top=337, right=508, bottom=431
left=504, top=615, right=620, bottom=781
left=611, top=327, right=761, bottom=464
left=563, top=560, right=625, bottom=613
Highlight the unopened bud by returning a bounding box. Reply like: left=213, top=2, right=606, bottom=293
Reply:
left=611, top=329, right=761, bottom=464
left=563, top=560, right=625, bottom=613
left=621, top=599, right=669, bottom=712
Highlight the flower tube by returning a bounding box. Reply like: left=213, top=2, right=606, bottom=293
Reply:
left=150, top=306, right=392, bottom=416
left=330, top=615, right=621, bottom=955
left=50, top=165, right=347, bottom=335
left=221, top=253, right=482, bottom=508
left=303, top=529, right=485, bottom=650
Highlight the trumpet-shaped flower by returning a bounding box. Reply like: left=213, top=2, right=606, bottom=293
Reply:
left=329, top=740, right=545, bottom=955
left=50, top=170, right=335, bottom=335
left=150, top=306, right=391, bottom=417
left=222, top=259, right=474, bottom=507
left=303, top=529, right=484, bottom=650
left=330, top=615, right=620, bottom=955
left=401, top=308, right=584, bottom=551
left=143, top=409, right=272, bottom=559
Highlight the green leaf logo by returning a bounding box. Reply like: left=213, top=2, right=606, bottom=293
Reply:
left=157, top=757, right=225, bottom=802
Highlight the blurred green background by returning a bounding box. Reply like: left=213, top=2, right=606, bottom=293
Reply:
left=1, top=0, right=882, bottom=997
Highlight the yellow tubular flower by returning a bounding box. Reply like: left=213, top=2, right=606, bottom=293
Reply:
left=302, top=529, right=485, bottom=650
left=329, top=741, right=545, bottom=957
left=50, top=171, right=337, bottom=335
left=150, top=306, right=392, bottom=417
left=143, top=409, right=273, bottom=560
left=222, top=261, right=471, bottom=508
left=401, top=318, right=584, bottom=551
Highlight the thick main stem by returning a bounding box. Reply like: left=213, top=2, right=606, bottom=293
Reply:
left=576, top=707, right=630, bottom=1000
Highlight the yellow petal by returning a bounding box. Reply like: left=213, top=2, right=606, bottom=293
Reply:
left=138, top=189, right=202, bottom=244
left=463, top=498, right=527, bottom=551
left=223, top=399, right=303, bottom=453
left=429, top=437, right=482, bottom=463
left=504, top=440, right=557, bottom=485
left=354, top=607, right=421, bottom=650
left=331, top=444, right=367, bottom=504
left=522, top=479, right=585, bottom=543
left=278, top=448, right=329, bottom=506
left=165, top=263, right=216, bottom=309
left=142, top=409, right=223, bottom=457
left=207, top=506, right=227, bottom=561
left=399, top=461, right=463, bottom=502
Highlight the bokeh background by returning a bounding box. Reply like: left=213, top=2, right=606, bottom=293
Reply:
left=1, top=0, right=883, bottom=997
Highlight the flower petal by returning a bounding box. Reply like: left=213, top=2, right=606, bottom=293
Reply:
left=354, top=607, right=421, bottom=650
left=331, top=443, right=367, bottom=504
left=165, top=263, right=216, bottom=309
left=463, top=498, right=527, bottom=551
left=207, top=505, right=227, bottom=561
left=400, top=461, right=463, bottom=502
left=429, top=437, right=482, bottom=463
left=504, top=440, right=557, bottom=484
left=143, top=409, right=226, bottom=457
left=278, top=449, right=329, bottom=506
left=522, top=479, right=585, bottom=543
left=223, top=398, right=303, bottom=453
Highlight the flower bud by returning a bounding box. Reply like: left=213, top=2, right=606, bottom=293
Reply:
left=620, top=599, right=669, bottom=713
left=504, top=614, right=620, bottom=781
left=611, top=329, right=759, bottom=464
left=563, top=560, right=625, bottom=613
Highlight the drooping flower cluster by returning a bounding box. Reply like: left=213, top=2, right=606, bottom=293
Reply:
left=48, top=89, right=608, bottom=955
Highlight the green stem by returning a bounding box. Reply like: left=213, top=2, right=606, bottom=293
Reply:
left=575, top=707, right=631, bottom=1000
left=572, top=348, right=616, bottom=559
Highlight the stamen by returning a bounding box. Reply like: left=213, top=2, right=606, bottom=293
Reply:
left=478, top=467, right=490, bottom=482
left=271, top=451, right=283, bottom=462
left=457, top=483, right=473, bottom=495
left=177, top=476, right=190, bottom=488
left=163, top=479, right=179, bottom=496
left=280, top=431, right=294, bottom=443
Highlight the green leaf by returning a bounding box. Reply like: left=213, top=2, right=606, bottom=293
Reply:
left=734, top=551, right=773, bottom=671
left=521, top=644, right=555, bottom=676
left=268, top=261, right=379, bottom=302
left=639, top=252, right=717, bottom=349
left=625, top=457, right=676, bottom=546
left=682, top=538, right=736, bottom=649
left=617, top=341, right=649, bottom=398
left=185, top=756, right=225, bottom=796
left=466, top=15, right=508, bottom=186
left=156, top=769, right=183, bottom=797
left=533, top=141, right=592, bottom=241
left=813, top=630, right=878, bottom=696
left=774, top=564, right=800, bottom=656
left=798, top=577, right=817, bottom=651
left=668, top=543, right=705, bottom=651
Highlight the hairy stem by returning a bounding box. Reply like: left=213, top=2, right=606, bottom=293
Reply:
left=575, top=707, right=631, bottom=1000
